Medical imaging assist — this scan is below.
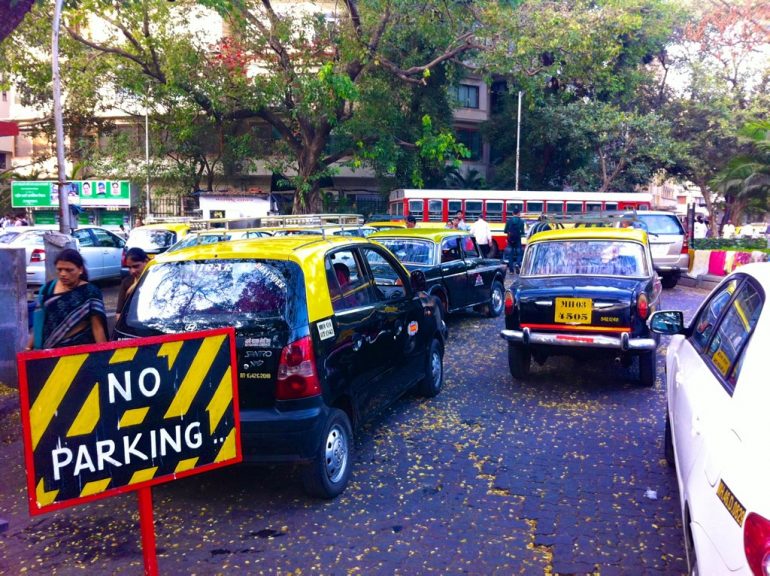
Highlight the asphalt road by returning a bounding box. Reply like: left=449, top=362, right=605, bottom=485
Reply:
left=0, top=281, right=709, bottom=575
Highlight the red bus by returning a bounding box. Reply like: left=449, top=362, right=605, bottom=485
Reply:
left=388, top=189, right=653, bottom=252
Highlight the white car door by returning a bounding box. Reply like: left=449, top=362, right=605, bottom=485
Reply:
left=669, top=278, right=740, bottom=489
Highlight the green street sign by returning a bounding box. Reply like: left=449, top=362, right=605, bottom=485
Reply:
left=12, top=180, right=132, bottom=208
left=11, top=182, right=53, bottom=207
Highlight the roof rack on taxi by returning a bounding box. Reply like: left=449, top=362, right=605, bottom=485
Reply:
left=186, top=213, right=365, bottom=232
left=544, top=210, right=643, bottom=227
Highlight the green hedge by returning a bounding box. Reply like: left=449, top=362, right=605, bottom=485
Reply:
left=692, top=238, right=769, bottom=252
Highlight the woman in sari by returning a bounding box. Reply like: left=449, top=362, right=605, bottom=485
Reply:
left=26, top=248, right=108, bottom=349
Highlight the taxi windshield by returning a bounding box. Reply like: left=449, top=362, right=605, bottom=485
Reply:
left=124, top=259, right=306, bottom=332
left=373, top=238, right=434, bottom=266
left=523, top=240, right=648, bottom=277
left=127, top=228, right=176, bottom=251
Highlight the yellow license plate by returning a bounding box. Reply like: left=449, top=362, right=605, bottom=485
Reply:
left=555, top=298, right=592, bottom=324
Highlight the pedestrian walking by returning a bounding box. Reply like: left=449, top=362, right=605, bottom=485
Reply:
left=504, top=206, right=525, bottom=273
left=528, top=213, right=551, bottom=238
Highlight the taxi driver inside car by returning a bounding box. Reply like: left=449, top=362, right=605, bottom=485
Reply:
left=48, top=367, right=209, bottom=482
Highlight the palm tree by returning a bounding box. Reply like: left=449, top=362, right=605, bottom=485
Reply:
left=712, top=120, right=770, bottom=225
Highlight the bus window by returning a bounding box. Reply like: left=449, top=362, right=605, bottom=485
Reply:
left=486, top=201, right=504, bottom=222
left=506, top=201, right=524, bottom=219
left=566, top=202, right=583, bottom=213
left=605, top=202, right=618, bottom=211
left=448, top=199, right=463, bottom=216
left=465, top=200, right=482, bottom=220
left=526, top=201, right=543, bottom=213
left=586, top=202, right=602, bottom=212
left=409, top=199, right=424, bottom=220
left=546, top=202, right=564, bottom=214
left=427, top=199, right=443, bottom=222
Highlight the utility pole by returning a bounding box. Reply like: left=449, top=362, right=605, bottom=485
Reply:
left=52, top=0, right=70, bottom=233
left=515, top=90, right=522, bottom=192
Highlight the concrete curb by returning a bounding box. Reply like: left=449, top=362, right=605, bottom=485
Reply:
left=679, top=274, right=722, bottom=292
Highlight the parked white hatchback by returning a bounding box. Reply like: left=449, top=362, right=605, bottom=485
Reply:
left=649, top=262, right=770, bottom=576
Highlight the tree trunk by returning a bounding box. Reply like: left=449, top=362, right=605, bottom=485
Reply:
left=292, top=135, right=326, bottom=214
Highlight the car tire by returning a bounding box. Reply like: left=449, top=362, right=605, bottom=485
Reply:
left=664, top=412, right=675, bottom=467
left=661, top=274, right=679, bottom=289
left=638, top=351, right=656, bottom=387
left=415, top=338, right=444, bottom=397
left=487, top=280, right=504, bottom=318
left=302, top=408, right=353, bottom=499
left=508, top=343, right=531, bottom=380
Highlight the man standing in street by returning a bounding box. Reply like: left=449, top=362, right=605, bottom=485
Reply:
left=406, top=215, right=417, bottom=228
left=455, top=210, right=470, bottom=231
left=693, top=215, right=708, bottom=239
left=528, top=213, right=551, bottom=238
left=470, top=213, right=492, bottom=257
left=504, top=206, right=525, bottom=273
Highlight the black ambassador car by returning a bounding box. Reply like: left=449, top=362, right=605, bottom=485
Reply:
left=369, top=228, right=508, bottom=318
left=114, top=235, right=446, bottom=498
left=500, top=227, right=662, bottom=386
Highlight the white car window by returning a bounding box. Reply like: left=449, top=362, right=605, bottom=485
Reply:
left=692, top=278, right=740, bottom=352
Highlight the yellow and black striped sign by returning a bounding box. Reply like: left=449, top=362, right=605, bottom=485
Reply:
left=17, top=328, right=240, bottom=515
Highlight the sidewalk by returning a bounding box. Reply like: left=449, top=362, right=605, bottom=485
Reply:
left=679, top=273, right=722, bottom=292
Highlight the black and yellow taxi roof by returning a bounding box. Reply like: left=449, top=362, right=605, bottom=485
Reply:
left=151, top=235, right=385, bottom=322
left=528, top=226, right=649, bottom=244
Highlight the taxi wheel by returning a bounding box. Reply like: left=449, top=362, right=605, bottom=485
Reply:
left=415, top=338, right=444, bottom=398
left=487, top=280, right=504, bottom=318
left=302, top=409, right=352, bottom=499
left=638, top=351, right=656, bottom=387
left=508, top=343, right=531, bottom=380
left=664, top=412, right=675, bottom=467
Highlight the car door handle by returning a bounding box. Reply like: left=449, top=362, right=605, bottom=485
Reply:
left=692, top=415, right=702, bottom=436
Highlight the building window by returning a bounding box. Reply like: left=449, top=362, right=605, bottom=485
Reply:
left=0, top=153, right=6, bottom=169
left=452, top=84, right=479, bottom=109
left=1, top=91, right=7, bottom=102
left=455, top=129, right=482, bottom=161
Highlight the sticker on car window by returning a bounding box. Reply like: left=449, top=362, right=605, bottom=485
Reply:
left=712, top=349, right=730, bottom=376
left=317, top=319, right=335, bottom=340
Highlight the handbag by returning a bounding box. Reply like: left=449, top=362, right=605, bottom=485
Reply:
left=32, top=280, right=53, bottom=350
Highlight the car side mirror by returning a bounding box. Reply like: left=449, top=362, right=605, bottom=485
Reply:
left=649, top=310, right=685, bottom=335
left=410, top=269, right=427, bottom=292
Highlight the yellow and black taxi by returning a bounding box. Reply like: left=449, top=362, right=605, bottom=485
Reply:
left=369, top=228, right=508, bottom=317
left=114, top=235, right=446, bottom=498
left=500, top=227, right=662, bottom=386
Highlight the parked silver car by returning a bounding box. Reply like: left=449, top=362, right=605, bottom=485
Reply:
left=0, top=225, right=126, bottom=285
left=623, top=211, right=689, bottom=289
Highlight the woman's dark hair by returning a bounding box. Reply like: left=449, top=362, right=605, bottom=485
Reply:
left=125, top=247, right=149, bottom=262
left=55, top=248, right=88, bottom=281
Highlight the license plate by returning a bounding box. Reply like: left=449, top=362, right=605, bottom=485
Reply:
left=555, top=298, right=592, bottom=324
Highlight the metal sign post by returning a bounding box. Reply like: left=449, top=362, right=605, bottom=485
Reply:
left=16, top=328, right=241, bottom=573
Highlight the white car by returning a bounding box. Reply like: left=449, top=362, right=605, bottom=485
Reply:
left=649, top=262, right=770, bottom=575
left=0, top=225, right=126, bottom=285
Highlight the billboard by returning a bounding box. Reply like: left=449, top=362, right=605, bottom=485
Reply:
left=12, top=180, right=132, bottom=208
left=17, top=328, right=241, bottom=515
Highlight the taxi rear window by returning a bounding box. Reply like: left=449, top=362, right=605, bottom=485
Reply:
left=124, top=259, right=307, bottom=332
left=523, top=240, right=648, bottom=276
left=127, top=228, right=176, bottom=250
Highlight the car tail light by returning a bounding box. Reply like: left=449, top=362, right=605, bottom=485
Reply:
left=275, top=336, right=321, bottom=400
left=504, top=290, right=515, bottom=316
left=745, top=512, right=770, bottom=576
left=30, top=248, right=45, bottom=263
left=120, top=248, right=127, bottom=267
left=681, top=234, right=689, bottom=254
left=637, top=293, right=649, bottom=319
